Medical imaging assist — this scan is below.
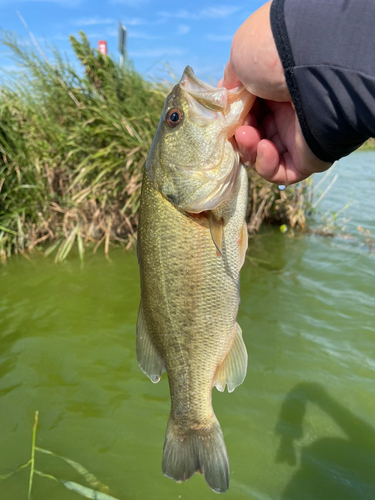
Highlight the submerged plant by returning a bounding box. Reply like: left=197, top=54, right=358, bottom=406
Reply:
left=357, top=226, right=374, bottom=253
left=0, top=411, right=122, bottom=500
left=309, top=204, right=352, bottom=237
left=247, top=172, right=312, bottom=234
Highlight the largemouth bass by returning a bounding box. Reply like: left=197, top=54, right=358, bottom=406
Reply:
left=136, top=67, right=254, bottom=493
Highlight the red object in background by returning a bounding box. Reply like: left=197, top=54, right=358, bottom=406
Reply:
left=98, top=40, right=107, bottom=55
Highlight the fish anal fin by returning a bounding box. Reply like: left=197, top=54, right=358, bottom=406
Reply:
left=209, top=212, right=224, bottom=257
left=214, top=323, right=248, bottom=393
left=136, top=302, right=165, bottom=383
left=239, top=220, right=248, bottom=269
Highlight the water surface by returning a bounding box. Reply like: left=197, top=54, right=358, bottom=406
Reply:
left=0, top=152, right=374, bottom=499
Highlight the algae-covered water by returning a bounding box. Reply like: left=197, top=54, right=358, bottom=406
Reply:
left=1, top=153, right=374, bottom=500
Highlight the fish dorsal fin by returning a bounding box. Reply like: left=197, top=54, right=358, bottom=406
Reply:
left=136, top=302, right=165, bottom=383
left=209, top=212, right=224, bottom=256
left=214, top=323, right=248, bottom=393
left=239, top=220, right=248, bottom=269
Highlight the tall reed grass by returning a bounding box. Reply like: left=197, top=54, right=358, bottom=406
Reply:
left=0, top=31, right=310, bottom=262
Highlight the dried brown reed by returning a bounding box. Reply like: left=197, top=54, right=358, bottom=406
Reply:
left=0, top=31, right=311, bottom=263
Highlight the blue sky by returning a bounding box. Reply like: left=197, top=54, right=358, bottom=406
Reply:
left=0, top=0, right=264, bottom=84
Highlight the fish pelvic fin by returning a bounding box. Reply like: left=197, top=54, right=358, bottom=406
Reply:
left=214, top=323, right=248, bottom=393
left=162, top=416, right=229, bottom=493
left=136, top=301, right=165, bottom=383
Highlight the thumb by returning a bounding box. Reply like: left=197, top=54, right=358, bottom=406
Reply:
left=221, top=60, right=242, bottom=90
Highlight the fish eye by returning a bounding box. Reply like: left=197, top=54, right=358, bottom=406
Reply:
left=166, top=108, right=183, bottom=128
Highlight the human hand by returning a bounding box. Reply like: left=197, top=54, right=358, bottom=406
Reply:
left=221, top=1, right=332, bottom=185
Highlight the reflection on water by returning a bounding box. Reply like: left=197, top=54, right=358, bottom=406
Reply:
left=276, top=383, right=375, bottom=499
left=0, top=153, right=374, bottom=499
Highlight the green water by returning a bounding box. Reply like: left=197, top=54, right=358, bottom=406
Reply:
left=1, top=153, right=374, bottom=500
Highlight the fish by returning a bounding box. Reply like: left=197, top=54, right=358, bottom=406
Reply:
left=136, top=66, right=255, bottom=493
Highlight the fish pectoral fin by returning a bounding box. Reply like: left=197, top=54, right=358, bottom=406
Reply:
left=136, top=302, right=165, bottom=383
left=214, top=323, right=248, bottom=393
left=239, top=220, right=248, bottom=269
left=209, top=212, right=224, bottom=256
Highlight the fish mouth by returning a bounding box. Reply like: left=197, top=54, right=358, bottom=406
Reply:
left=180, top=66, right=228, bottom=113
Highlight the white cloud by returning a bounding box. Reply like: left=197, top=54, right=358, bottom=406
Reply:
left=72, top=17, right=114, bottom=26
left=145, top=60, right=224, bottom=86
left=158, top=6, right=240, bottom=20
left=106, top=29, right=160, bottom=39
left=0, top=64, right=20, bottom=73
left=128, top=31, right=161, bottom=40
left=191, top=63, right=223, bottom=74
left=206, top=34, right=233, bottom=42
left=199, top=6, right=240, bottom=18
left=43, top=33, right=91, bottom=42
left=109, top=0, right=148, bottom=5
left=129, top=48, right=186, bottom=58
left=0, top=0, right=82, bottom=6
left=83, top=33, right=105, bottom=40
left=122, top=18, right=147, bottom=26
left=106, top=29, right=118, bottom=38
left=177, top=25, right=190, bottom=36
left=50, top=33, right=71, bottom=41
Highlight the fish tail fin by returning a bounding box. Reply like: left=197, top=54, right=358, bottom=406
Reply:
left=162, top=416, right=229, bottom=493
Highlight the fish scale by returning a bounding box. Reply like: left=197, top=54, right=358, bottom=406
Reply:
left=139, top=170, right=241, bottom=417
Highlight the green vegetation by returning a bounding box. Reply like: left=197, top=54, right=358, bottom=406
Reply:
left=0, top=411, right=122, bottom=499
left=0, top=31, right=310, bottom=262
left=360, top=137, right=375, bottom=151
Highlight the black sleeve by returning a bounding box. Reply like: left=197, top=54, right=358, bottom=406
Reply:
left=270, top=0, right=375, bottom=162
